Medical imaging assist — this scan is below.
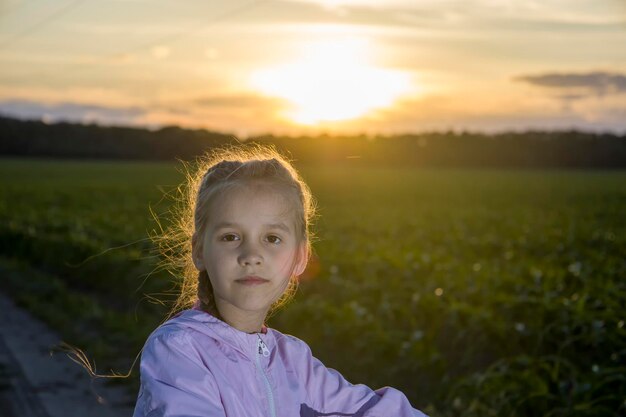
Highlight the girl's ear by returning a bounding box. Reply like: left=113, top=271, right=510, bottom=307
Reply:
left=293, top=242, right=309, bottom=277
left=191, top=232, right=204, bottom=271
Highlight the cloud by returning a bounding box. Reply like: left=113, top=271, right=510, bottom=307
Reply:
left=332, top=90, right=626, bottom=135
left=0, top=99, right=146, bottom=125
left=0, top=94, right=290, bottom=136
left=191, top=94, right=286, bottom=108
left=514, top=71, right=626, bottom=96
left=243, top=0, right=625, bottom=34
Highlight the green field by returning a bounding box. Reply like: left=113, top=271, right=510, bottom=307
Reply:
left=1, top=157, right=625, bottom=416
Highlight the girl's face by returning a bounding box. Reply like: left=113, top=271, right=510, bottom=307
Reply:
left=192, top=183, right=308, bottom=318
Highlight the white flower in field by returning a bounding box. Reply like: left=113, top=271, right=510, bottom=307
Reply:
left=411, top=330, right=424, bottom=341
left=329, top=265, right=339, bottom=275
left=592, top=364, right=599, bottom=373
left=568, top=262, right=582, bottom=276
left=453, top=397, right=463, bottom=410
left=531, top=267, right=543, bottom=281
left=434, top=288, right=443, bottom=297
left=514, top=322, right=526, bottom=333
left=349, top=301, right=367, bottom=318
left=472, top=263, right=481, bottom=272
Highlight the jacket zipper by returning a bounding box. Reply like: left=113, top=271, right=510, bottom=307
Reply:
left=255, top=335, right=276, bottom=417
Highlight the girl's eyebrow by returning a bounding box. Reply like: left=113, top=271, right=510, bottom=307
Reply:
left=213, top=221, right=291, bottom=233
left=267, top=223, right=291, bottom=232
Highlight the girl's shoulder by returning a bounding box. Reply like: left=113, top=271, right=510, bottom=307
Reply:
left=271, top=328, right=306, bottom=346
left=142, top=309, right=215, bottom=351
left=269, top=328, right=316, bottom=359
left=140, top=309, right=241, bottom=365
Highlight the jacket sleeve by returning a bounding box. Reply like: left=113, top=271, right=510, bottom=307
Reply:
left=133, top=332, right=226, bottom=417
left=296, top=339, right=428, bottom=417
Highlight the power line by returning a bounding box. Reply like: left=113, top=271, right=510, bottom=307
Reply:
left=16, top=0, right=269, bottom=79
left=0, top=0, right=88, bottom=50
left=103, top=0, right=269, bottom=61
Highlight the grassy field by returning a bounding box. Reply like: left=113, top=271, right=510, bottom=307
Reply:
left=1, top=157, right=625, bottom=416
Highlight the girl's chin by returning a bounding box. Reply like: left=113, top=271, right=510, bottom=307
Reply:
left=227, top=299, right=276, bottom=313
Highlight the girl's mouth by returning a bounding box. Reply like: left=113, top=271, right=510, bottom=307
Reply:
left=235, top=276, right=269, bottom=285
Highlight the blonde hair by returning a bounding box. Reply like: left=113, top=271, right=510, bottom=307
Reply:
left=63, top=143, right=317, bottom=381
left=153, top=142, right=317, bottom=321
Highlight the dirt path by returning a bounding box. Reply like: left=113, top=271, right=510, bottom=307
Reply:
left=0, top=292, right=135, bottom=417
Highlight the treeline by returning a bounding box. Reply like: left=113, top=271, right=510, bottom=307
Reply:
left=1, top=115, right=625, bottom=168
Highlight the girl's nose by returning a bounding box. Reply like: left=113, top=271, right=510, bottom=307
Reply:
left=238, top=245, right=263, bottom=266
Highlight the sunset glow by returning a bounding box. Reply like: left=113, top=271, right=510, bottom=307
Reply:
left=249, top=38, right=414, bottom=125
left=0, top=0, right=624, bottom=135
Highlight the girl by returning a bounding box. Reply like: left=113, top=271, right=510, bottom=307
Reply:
left=133, top=144, right=428, bottom=417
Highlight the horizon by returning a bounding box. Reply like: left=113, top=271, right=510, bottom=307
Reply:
left=1, top=0, right=625, bottom=137
left=5, top=112, right=625, bottom=141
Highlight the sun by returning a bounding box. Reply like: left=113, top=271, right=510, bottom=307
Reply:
left=249, top=37, right=415, bottom=126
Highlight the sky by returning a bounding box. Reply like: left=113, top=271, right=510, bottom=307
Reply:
left=1, top=0, right=625, bottom=138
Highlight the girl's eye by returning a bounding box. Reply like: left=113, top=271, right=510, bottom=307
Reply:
left=220, top=234, right=239, bottom=242
left=266, top=235, right=282, bottom=244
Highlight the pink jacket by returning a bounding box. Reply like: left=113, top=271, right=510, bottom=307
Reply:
left=133, top=306, right=428, bottom=417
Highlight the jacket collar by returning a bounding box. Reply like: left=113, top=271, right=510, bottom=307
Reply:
left=160, top=301, right=274, bottom=362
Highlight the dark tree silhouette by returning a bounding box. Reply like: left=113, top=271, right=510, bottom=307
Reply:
left=1, top=116, right=625, bottom=168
